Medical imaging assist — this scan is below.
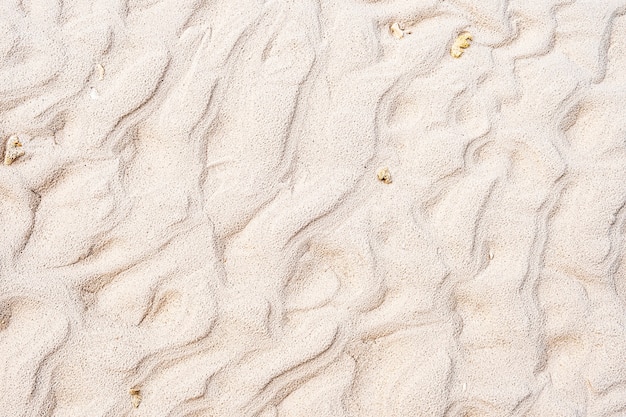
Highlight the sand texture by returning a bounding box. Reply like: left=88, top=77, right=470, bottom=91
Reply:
left=1, top=0, right=626, bottom=416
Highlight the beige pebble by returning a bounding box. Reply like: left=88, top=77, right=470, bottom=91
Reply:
left=450, top=32, right=472, bottom=58
left=4, top=135, right=24, bottom=165
left=377, top=167, right=392, bottom=184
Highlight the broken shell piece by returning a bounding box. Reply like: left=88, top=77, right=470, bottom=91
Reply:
left=390, top=22, right=404, bottom=39
left=376, top=167, right=392, bottom=184
left=4, top=135, right=24, bottom=165
left=129, top=388, right=141, bottom=408
left=450, top=32, right=472, bottom=58
left=457, top=32, right=472, bottom=49
left=96, top=63, right=105, bottom=81
left=489, top=249, right=494, bottom=260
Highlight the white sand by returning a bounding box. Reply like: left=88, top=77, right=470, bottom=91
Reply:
left=1, top=0, right=626, bottom=415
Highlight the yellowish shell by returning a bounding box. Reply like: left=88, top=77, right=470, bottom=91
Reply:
left=129, top=388, right=141, bottom=408
left=377, top=167, right=392, bottom=184
left=450, top=32, right=472, bottom=58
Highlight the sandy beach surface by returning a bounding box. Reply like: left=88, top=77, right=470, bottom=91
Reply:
left=1, top=0, right=626, bottom=416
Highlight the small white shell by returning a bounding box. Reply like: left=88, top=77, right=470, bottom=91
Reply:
left=90, top=87, right=100, bottom=100
left=390, top=22, right=404, bottom=39
left=4, top=135, right=24, bottom=165
left=97, top=63, right=105, bottom=81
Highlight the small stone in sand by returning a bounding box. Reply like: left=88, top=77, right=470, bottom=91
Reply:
left=377, top=167, right=392, bottom=184
left=4, top=135, right=24, bottom=165
left=129, top=388, right=141, bottom=408
left=450, top=32, right=472, bottom=58
left=390, top=22, right=404, bottom=39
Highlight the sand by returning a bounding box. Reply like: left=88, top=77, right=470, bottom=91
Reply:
left=1, top=0, right=626, bottom=416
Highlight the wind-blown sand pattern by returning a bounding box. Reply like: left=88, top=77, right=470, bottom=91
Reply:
left=1, top=0, right=626, bottom=416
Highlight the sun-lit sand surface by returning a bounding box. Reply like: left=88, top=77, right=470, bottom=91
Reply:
left=1, top=0, right=626, bottom=416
